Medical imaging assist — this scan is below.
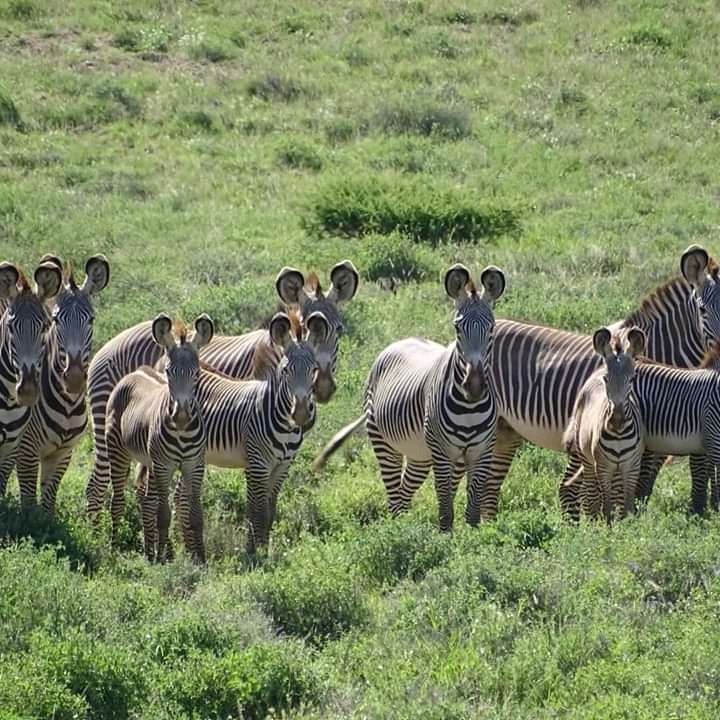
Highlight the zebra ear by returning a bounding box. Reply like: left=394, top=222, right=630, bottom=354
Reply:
left=444, top=264, right=471, bottom=300
left=626, top=327, right=646, bottom=358
left=191, top=313, right=214, bottom=350
left=80, top=255, right=110, bottom=295
left=151, top=314, right=175, bottom=351
left=305, top=310, right=330, bottom=345
left=592, top=327, right=612, bottom=357
left=480, top=266, right=506, bottom=303
left=327, top=260, right=359, bottom=304
left=269, top=312, right=293, bottom=350
left=34, top=261, right=63, bottom=302
left=681, top=245, right=710, bottom=288
left=276, top=267, right=308, bottom=306
left=0, top=263, right=20, bottom=300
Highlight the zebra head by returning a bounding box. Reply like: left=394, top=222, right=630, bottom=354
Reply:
left=445, top=263, right=506, bottom=402
left=275, top=261, right=359, bottom=404
left=0, top=261, right=62, bottom=406
left=151, top=313, right=215, bottom=430
left=593, top=326, right=645, bottom=431
left=41, top=254, right=110, bottom=396
left=268, top=310, right=328, bottom=431
left=681, top=245, right=720, bottom=350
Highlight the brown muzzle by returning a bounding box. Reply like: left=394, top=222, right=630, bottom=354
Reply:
left=16, top=364, right=40, bottom=406
left=63, top=353, right=87, bottom=395
left=462, top=364, right=486, bottom=402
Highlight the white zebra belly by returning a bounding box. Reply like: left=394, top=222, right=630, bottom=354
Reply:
left=504, top=415, right=565, bottom=453
left=390, top=432, right=432, bottom=462
left=644, top=431, right=704, bottom=456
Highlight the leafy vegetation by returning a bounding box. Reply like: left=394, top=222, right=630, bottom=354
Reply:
left=2, top=0, right=720, bottom=717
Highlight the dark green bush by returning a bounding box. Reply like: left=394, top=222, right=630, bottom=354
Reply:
left=359, top=232, right=435, bottom=283
left=371, top=99, right=471, bottom=139
left=275, top=138, right=323, bottom=171
left=303, top=176, right=522, bottom=244
left=252, top=541, right=369, bottom=644
left=0, top=86, right=22, bottom=129
left=247, top=74, right=308, bottom=102
left=168, top=643, right=319, bottom=719
left=351, top=517, right=453, bottom=586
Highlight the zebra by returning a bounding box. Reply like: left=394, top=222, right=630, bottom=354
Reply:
left=489, top=244, right=720, bottom=516
left=0, top=260, right=63, bottom=495
left=85, top=260, right=358, bottom=517
left=562, top=327, right=646, bottom=522
left=562, top=350, right=720, bottom=518
left=107, top=314, right=214, bottom=563
left=13, top=254, right=110, bottom=512
left=314, top=264, right=506, bottom=531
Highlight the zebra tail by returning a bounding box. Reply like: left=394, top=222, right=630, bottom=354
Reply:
left=312, top=414, right=367, bottom=472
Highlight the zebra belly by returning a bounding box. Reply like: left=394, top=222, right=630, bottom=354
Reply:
left=389, top=432, right=432, bottom=462
left=501, top=413, right=565, bottom=453
left=644, top=431, right=704, bottom=457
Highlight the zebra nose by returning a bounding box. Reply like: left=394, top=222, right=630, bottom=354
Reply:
left=314, top=370, right=336, bottom=404
left=172, top=402, right=192, bottom=429
left=63, top=355, right=87, bottom=395
left=462, top=363, right=486, bottom=401
left=292, top=396, right=311, bottom=428
left=16, top=363, right=40, bottom=406
left=609, top=405, right=625, bottom=430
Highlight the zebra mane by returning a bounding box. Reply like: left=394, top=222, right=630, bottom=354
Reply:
left=65, top=261, right=78, bottom=291
left=466, top=277, right=478, bottom=295
left=306, top=271, right=323, bottom=298
left=621, top=275, right=693, bottom=327
left=252, top=336, right=281, bottom=379
left=172, top=319, right=189, bottom=344
left=288, top=308, right=302, bottom=341
left=700, top=340, right=720, bottom=369
left=16, top=269, right=31, bottom=294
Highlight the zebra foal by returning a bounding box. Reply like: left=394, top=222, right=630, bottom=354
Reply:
left=86, top=261, right=358, bottom=516
left=106, top=314, right=214, bottom=563
left=15, top=254, right=109, bottom=512
left=314, top=263, right=505, bottom=531
left=0, top=260, right=62, bottom=493
left=562, top=327, right=645, bottom=522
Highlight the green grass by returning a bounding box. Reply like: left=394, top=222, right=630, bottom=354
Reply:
left=2, top=0, right=720, bottom=717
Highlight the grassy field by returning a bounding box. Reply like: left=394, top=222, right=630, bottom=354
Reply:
left=2, top=0, right=720, bottom=717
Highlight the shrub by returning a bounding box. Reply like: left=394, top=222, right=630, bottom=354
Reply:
left=303, top=175, right=522, bottom=244
left=275, top=138, right=323, bottom=171
left=371, top=99, right=471, bottom=139
left=247, top=74, right=308, bottom=102
left=0, top=85, right=22, bottom=129
left=252, top=540, right=369, bottom=644
left=167, top=643, right=319, bottom=719
left=358, top=231, right=435, bottom=283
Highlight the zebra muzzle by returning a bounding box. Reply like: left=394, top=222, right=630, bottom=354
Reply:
left=462, top=364, right=486, bottom=401
left=314, top=370, right=336, bottom=404
left=172, top=404, right=192, bottom=430
left=609, top=406, right=626, bottom=432
left=291, top=397, right=313, bottom=430
left=63, top=355, right=87, bottom=395
left=16, top=364, right=40, bottom=406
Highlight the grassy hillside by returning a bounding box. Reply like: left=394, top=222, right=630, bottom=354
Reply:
left=2, top=0, right=720, bottom=717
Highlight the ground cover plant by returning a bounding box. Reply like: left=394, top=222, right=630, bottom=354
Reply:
left=2, top=0, right=720, bottom=717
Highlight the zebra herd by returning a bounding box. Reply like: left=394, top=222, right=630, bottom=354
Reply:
left=1, top=246, right=720, bottom=563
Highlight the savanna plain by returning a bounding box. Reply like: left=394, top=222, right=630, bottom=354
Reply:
left=1, top=0, right=720, bottom=718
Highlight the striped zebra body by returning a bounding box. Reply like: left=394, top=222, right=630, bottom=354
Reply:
left=86, top=261, right=358, bottom=516
left=315, top=264, right=505, bottom=531
left=489, top=245, right=720, bottom=512
left=15, top=255, right=110, bottom=512
left=0, top=261, right=62, bottom=494
left=562, top=328, right=646, bottom=521
left=185, top=311, right=327, bottom=555
left=107, top=315, right=213, bottom=563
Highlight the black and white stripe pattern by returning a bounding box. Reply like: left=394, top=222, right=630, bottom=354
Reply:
left=562, top=327, right=646, bottom=522
left=0, top=260, right=62, bottom=495
left=14, top=255, right=110, bottom=512
left=107, top=314, right=214, bottom=563
left=487, top=245, right=720, bottom=510
left=85, top=261, right=358, bottom=516
left=189, top=310, right=327, bottom=555
left=315, top=264, right=505, bottom=531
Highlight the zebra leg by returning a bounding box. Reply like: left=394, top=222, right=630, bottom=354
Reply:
left=397, top=460, right=432, bottom=513
left=689, top=454, right=709, bottom=515
left=367, top=420, right=404, bottom=515
left=465, top=451, right=495, bottom=525
left=620, top=455, right=642, bottom=520
left=580, top=459, right=602, bottom=521
left=107, top=434, right=131, bottom=547
left=595, top=465, right=614, bottom=525
left=178, top=459, right=206, bottom=564
left=559, top=452, right=584, bottom=522
left=38, top=446, right=75, bottom=515
left=485, top=420, right=523, bottom=501
left=431, top=453, right=458, bottom=532
left=267, top=462, right=291, bottom=531
left=711, top=462, right=720, bottom=512
left=153, top=467, right=173, bottom=564
left=634, top=450, right=667, bottom=509
left=15, top=449, right=39, bottom=509
left=86, top=403, right=113, bottom=518
left=245, top=467, right=272, bottom=557
left=0, top=441, right=20, bottom=497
